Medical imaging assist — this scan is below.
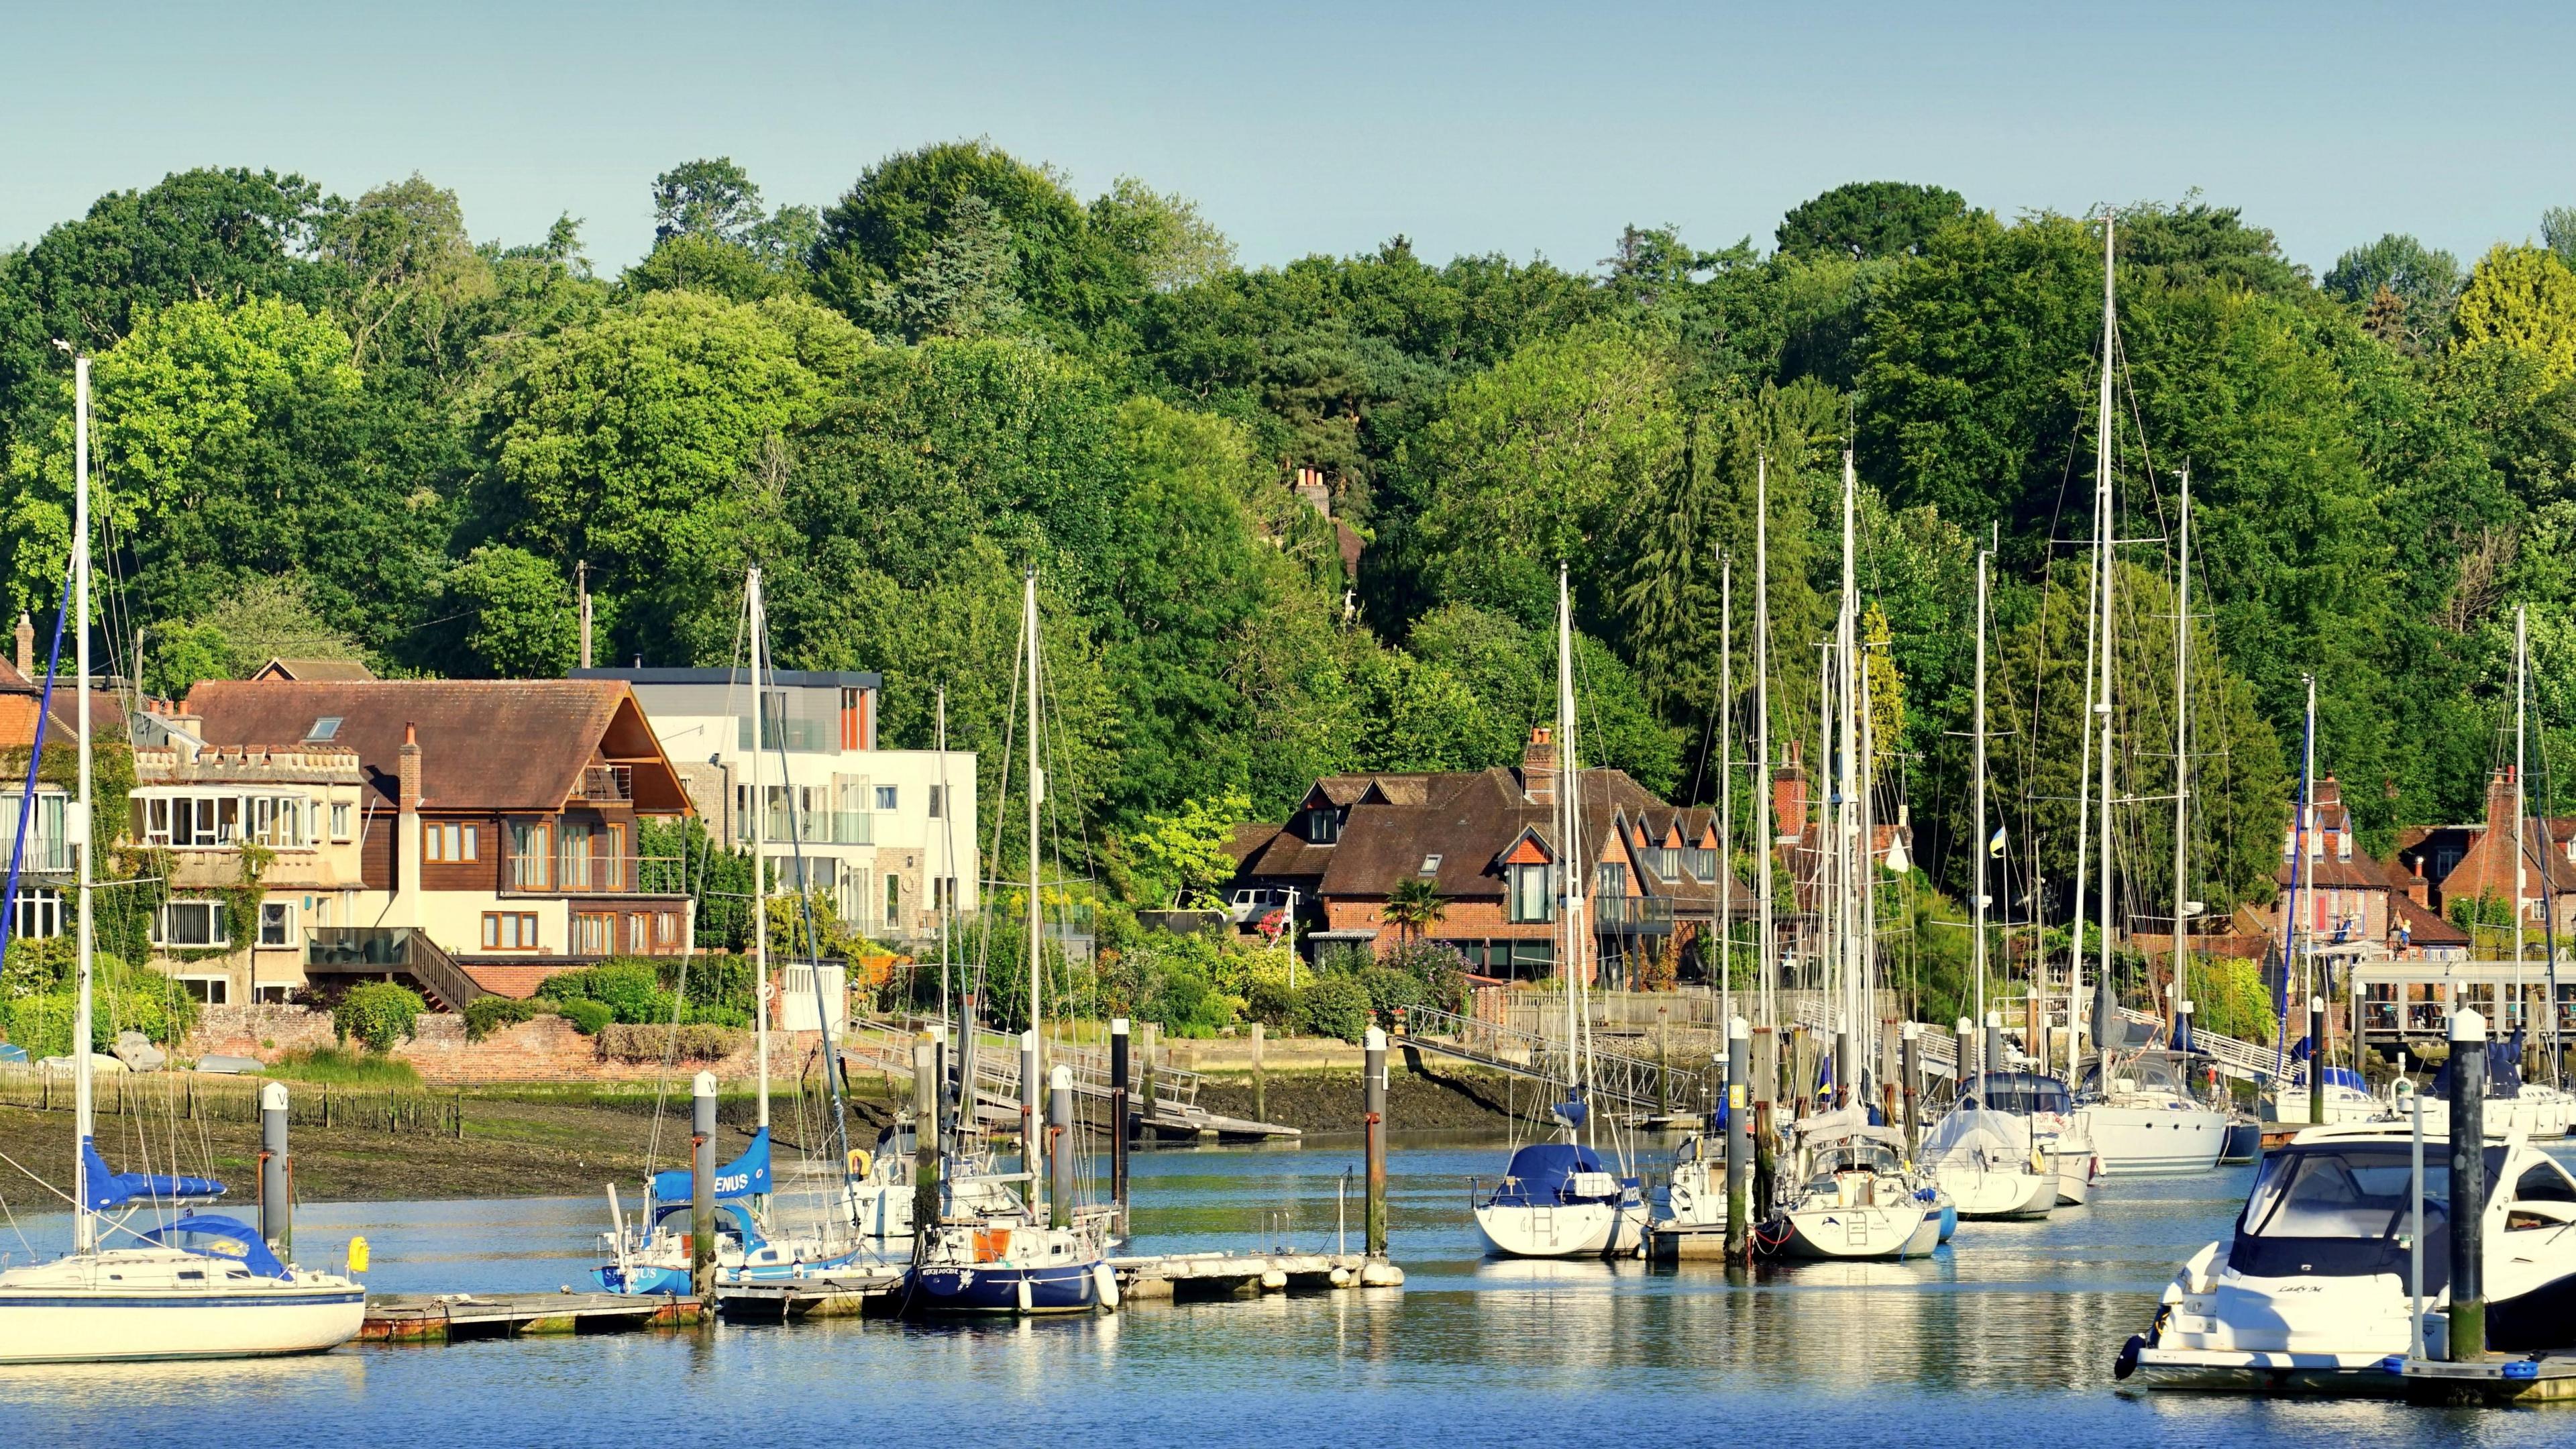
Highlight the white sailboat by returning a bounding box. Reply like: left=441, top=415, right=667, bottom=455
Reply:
left=1474, top=566, right=1648, bottom=1260
left=0, top=355, right=364, bottom=1364
left=2067, top=211, right=2224, bottom=1178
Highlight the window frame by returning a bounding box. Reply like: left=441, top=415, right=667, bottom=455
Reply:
left=257, top=900, right=295, bottom=949
left=153, top=899, right=231, bottom=948
left=480, top=911, right=540, bottom=951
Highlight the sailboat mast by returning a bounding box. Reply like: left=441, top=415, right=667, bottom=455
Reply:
left=935, top=687, right=952, bottom=1051
left=1756, top=456, right=1774, bottom=1034
left=1973, top=540, right=1990, bottom=1048
left=1556, top=564, right=1586, bottom=1139
left=72, top=354, right=95, bottom=1256
left=2094, top=209, right=2118, bottom=1086
left=1838, top=451, right=1860, bottom=1085
left=2302, top=675, right=2318, bottom=1017
left=2517, top=604, right=2528, bottom=1030
left=1024, top=567, right=1045, bottom=1209
left=2171, top=470, right=2192, bottom=1040
left=749, top=567, right=771, bottom=1132
left=1719, top=552, right=1733, bottom=1034
left=2068, top=551, right=2098, bottom=1082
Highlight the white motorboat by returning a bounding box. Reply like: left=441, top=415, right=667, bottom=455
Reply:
left=2076, top=1051, right=2227, bottom=1177
left=1762, top=1132, right=1934, bottom=1261
left=0, top=364, right=364, bottom=1364
left=2119, top=1121, right=2576, bottom=1389
left=1921, top=1102, right=2055, bottom=1221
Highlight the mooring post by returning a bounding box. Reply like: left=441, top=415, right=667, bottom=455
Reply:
left=2449, top=1008, right=2487, bottom=1360
left=1364, top=1024, right=1388, bottom=1258
left=931, top=1021, right=951, bottom=1140
left=1250, top=1020, right=1267, bottom=1126
left=1899, top=1022, right=1920, bottom=1165
left=258, top=1079, right=292, bottom=1256
left=1140, top=1021, right=1161, bottom=1130
left=1956, top=1016, right=1976, bottom=1095
left=1019, top=1028, right=1041, bottom=1210
left=2310, top=996, right=2328, bottom=1127
left=1110, top=1016, right=1132, bottom=1238
left=1725, top=1016, right=1750, bottom=1257
left=1049, top=1065, right=1075, bottom=1231
left=912, top=1034, right=940, bottom=1249
left=1752, top=1099, right=1775, bottom=1228
left=690, top=1069, right=716, bottom=1296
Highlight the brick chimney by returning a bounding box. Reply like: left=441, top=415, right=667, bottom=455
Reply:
left=1771, top=739, right=1808, bottom=845
left=395, top=722, right=423, bottom=917
left=12, top=612, right=30, bottom=679
left=1293, top=466, right=1332, bottom=519
left=1522, top=726, right=1557, bottom=805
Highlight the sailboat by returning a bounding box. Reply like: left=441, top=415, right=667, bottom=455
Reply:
left=2064, top=211, right=2226, bottom=1178
left=1474, top=566, right=1649, bottom=1260
left=0, top=356, right=364, bottom=1363
left=904, top=568, right=1115, bottom=1314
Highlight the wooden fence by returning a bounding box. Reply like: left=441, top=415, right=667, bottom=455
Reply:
left=0, top=1067, right=466, bottom=1138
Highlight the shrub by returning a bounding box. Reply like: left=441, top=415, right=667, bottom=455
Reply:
left=1360, top=965, right=1426, bottom=1022
left=464, top=995, right=544, bottom=1041
left=1244, top=974, right=1299, bottom=1029
left=334, top=981, right=426, bottom=1053
left=557, top=998, right=615, bottom=1035
left=1295, top=974, right=1374, bottom=1044
left=537, top=958, right=675, bottom=1024
left=1314, top=943, right=1375, bottom=978
left=2190, top=956, right=2277, bottom=1046
left=596, top=1022, right=747, bottom=1064
left=1379, top=939, right=1470, bottom=1014
left=264, top=1045, right=422, bottom=1085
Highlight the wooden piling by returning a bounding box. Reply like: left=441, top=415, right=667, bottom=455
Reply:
left=1110, top=1018, right=1132, bottom=1237
left=1725, top=1016, right=1749, bottom=1258
left=2450, top=1009, right=2487, bottom=1360
left=1250, top=1020, right=1266, bottom=1127
left=690, top=1071, right=716, bottom=1296
left=912, top=1036, right=940, bottom=1244
left=1364, top=1026, right=1387, bottom=1258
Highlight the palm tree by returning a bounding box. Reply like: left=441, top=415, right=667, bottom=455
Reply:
left=1383, top=877, right=1448, bottom=946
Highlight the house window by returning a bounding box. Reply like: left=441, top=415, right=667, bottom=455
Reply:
left=654, top=910, right=682, bottom=949
left=11, top=888, right=61, bottom=940
left=423, top=822, right=480, bottom=863
left=481, top=912, right=539, bottom=950
left=178, top=974, right=231, bottom=1005
left=628, top=912, right=650, bottom=953
left=1509, top=864, right=1554, bottom=924
left=934, top=877, right=957, bottom=911
left=153, top=900, right=230, bottom=947
left=329, top=802, right=353, bottom=841
left=258, top=901, right=295, bottom=948
left=1305, top=807, right=1342, bottom=845
left=885, top=873, right=902, bottom=925
left=874, top=785, right=898, bottom=812
left=1419, top=854, right=1443, bottom=876
left=841, top=688, right=864, bottom=751
left=928, top=786, right=944, bottom=819
left=509, top=821, right=551, bottom=890
left=572, top=912, right=613, bottom=956
left=1597, top=862, right=1628, bottom=897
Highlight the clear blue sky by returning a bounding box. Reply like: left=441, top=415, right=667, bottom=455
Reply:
left=7, top=1, right=2571, bottom=277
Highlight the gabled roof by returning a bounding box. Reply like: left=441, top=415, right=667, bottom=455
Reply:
left=2391, top=891, right=2471, bottom=947
left=182, top=679, right=692, bottom=814
left=250, top=657, right=377, bottom=682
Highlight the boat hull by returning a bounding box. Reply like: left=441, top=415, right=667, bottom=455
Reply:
left=2078, top=1104, right=2226, bottom=1176
left=905, top=1259, right=1101, bottom=1316
left=1474, top=1200, right=1645, bottom=1259
left=1769, top=1199, right=1933, bottom=1260
left=1935, top=1166, right=2055, bottom=1221
left=0, top=1287, right=364, bottom=1363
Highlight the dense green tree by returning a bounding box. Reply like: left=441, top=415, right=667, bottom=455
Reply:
left=863, top=195, right=1026, bottom=341
left=445, top=543, right=579, bottom=677
left=1776, top=181, right=1968, bottom=261
left=2324, top=233, right=2461, bottom=354
left=2455, top=244, right=2576, bottom=386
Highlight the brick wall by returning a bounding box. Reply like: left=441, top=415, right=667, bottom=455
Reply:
left=183, top=1007, right=772, bottom=1084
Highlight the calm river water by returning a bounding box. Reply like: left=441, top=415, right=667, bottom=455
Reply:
left=0, top=1135, right=2550, bottom=1446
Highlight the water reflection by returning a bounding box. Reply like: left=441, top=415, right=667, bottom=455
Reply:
left=0, top=1140, right=2551, bottom=1448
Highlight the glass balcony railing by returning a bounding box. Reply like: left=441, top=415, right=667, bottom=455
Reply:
left=735, top=810, right=873, bottom=846
left=502, top=854, right=686, bottom=895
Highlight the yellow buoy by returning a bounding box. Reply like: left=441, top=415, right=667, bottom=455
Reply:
left=347, top=1236, right=370, bottom=1273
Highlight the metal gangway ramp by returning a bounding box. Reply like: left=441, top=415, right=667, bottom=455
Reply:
left=1397, top=1004, right=1707, bottom=1120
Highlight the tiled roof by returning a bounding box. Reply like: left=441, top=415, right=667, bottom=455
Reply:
left=2391, top=892, right=2471, bottom=947
left=183, top=679, right=692, bottom=814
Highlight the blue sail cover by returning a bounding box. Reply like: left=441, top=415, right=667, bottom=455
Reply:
left=2291, top=1065, right=2367, bottom=1091
left=649, top=1126, right=771, bottom=1203
left=140, top=1214, right=288, bottom=1279
left=1487, top=1143, right=1615, bottom=1207
left=81, top=1136, right=225, bottom=1211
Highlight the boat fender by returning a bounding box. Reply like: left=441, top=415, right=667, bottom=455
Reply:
left=1093, top=1261, right=1120, bottom=1309
left=1016, top=1277, right=1034, bottom=1314
left=2113, top=1334, right=2143, bottom=1381
left=347, top=1236, right=370, bottom=1273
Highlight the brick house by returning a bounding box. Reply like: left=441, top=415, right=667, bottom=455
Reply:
left=1229, top=729, right=1748, bottom=981
left=2396, top=767, right=2576, bottom=934
left=177, top=679, right=698, bottom=1006
left=2263, top=775, right=2393, bottom=959
left=0, top=619, right=124, bottom=948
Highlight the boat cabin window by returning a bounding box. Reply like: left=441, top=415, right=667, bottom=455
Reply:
left=1811, top=1141, right=1902, bottom=1178
left=2230, top=1143, right=2507, bottom=1283
left=2514, top=1160, right=2576, bottom=1204
left=1962, top=1071, right=2070, bottom=1116
left=2078, top=1054, right=2191, bottom=1095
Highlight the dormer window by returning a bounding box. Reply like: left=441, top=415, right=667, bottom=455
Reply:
left=1305, top=806, right=1343, bottom=845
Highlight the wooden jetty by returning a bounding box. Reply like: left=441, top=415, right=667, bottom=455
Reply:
left=1113, top=1250, right=1402, bottom=1300
left=712, top=1272, right=905, bottom=1322
left=360, top=1291, right=700, bottom=1343
left=2401, top=1352, right=2576, bottom=1405
left=1648, top=1222, right=1733, bottom=1262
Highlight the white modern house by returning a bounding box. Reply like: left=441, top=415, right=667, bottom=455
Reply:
left=574, top=667, right=977, bottom=945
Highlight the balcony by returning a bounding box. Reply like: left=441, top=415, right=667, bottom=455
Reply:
left=1593, top=895, right=1675, bottom=932
left=570, top=765, right=632, bottom=803
left=502, top=853, right=688, bottom=896
left=735, top=714, right=833, bottom=753
left=735, top=809, right=872, bottom=847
